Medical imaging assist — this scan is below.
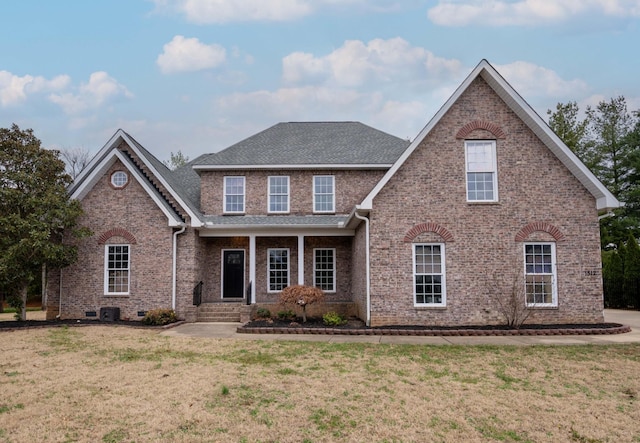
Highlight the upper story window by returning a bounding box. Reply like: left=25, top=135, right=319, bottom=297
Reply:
left=413, top=243, right=446, bottom=307
left=105, top=244, right=130, bottom=295
left=268, top=176, right=289, bottom=213
left=110, top=171, right=128, bottom=188
left=524, top=243, right=557, bottom=307
left=224, top=176, right=245, bottom=213
left=465, top=140, right=498, bottom=202
left=313, top=175, right=335, bottom=213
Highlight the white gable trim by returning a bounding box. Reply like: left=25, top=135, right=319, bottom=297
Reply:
left=362, top=60, right=621, bottom=212
left=70, top=149, right=184, bottom=227
left=193, top=163, right=392, bottom=171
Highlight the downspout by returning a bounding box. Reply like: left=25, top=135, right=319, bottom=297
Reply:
left=56, top=234, right=63, bottom=319
left=172, top=225, right=187, bottom=310
left=353, top=211, right=371, bottom=326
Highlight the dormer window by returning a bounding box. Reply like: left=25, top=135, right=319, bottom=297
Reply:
left=110, top=171, right=129, bottom=188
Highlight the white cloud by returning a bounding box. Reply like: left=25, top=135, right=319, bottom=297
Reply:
left=49, top=72, right=133, bottom=114
left=495, top=61, right=589, bottom=98
left=151, top=0, right=313, bottom=23
left=427, top=0, right=640, bottom=27
left=157, top=35, right=226, bottom=74
left=283, top=37, right=463, bottom=88
left=0, top=71, right=69, bottom=106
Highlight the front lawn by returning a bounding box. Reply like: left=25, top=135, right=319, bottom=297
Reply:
left=1, top=326, right=639, bottom=442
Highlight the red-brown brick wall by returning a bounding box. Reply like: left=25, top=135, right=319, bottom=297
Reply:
left=368, top=77, right=604, bottom=327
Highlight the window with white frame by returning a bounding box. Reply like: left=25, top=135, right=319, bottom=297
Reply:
left=268, top=176, right=289, bottom=213
left=224, top=176, right=245, bottom=213
left=105, top=245, right=130, bottom=295
left=465, top=140, right=498, bottom=202
left=314, top=248, right=336, bottom=292
left=524, top=243, right=557, bottom=306
left=413, top=243, right=445, bottom=306
left=313, top=175, right=335, bottom=213
left=268, top=248, right=289, bottom=292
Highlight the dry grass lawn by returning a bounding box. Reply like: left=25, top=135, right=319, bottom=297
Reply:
left=1, top=325, right=639, bottom=443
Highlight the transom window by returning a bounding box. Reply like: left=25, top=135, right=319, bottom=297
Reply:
left=413, top=244, right=446, bottom=306
left=524, top=243, right=557, bottom=306
left=465, top=140, right=498, bottom=202
left=224, top=176, right=245, bottom=213
left=313, top=175, right=335, bottom=213
left=314, top=248, right=336, bottom=292
left=268, top=248, right=289, bottom=292
left=110, top=171, right=128, bottom=188
left=105, top=245, right=130, bottom=295
left=268, top=176, right=289, bottom=213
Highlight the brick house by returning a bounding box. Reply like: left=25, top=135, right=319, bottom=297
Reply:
left=47, top=60, right=620, bottom=326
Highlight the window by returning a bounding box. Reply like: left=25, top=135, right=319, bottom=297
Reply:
left=313, top=175, right=335, bottom=213
left=105, top=245, right=130, bottom=295
left=110, top=171, right=128, bottom=188
left=465, top=140, right=497, bottom=202
left=268, top=176, right=289, bottom=213
left=413, top=244, right=446, bottom=306
left=224, top=176, right=245, bottom=213
left=314, top=248, right=336, bottom=292
left=524, top=243, right=557, bottom=306
left=268, top=248, right=289, bottom=292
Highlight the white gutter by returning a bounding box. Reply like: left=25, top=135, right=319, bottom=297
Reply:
left=172, top=225, right=187, bottom=310
left=353, top=210, right=371, bottom=326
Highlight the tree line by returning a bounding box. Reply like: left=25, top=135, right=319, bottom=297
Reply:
left=547, top=97, right=640, bottom=307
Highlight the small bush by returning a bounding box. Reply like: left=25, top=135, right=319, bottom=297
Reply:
left=277, top=310, right=296, bottom=321
left=279, top=285, right=325, bottom=322
left=255, top=308, right=271, bottom=319
left=323, top=311, right=347, bottom=326
left=142, top=309, right=177, bottom=326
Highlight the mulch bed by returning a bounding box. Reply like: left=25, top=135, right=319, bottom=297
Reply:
left=0, top=319, right=179, bottom=331
left=238, top=318, right=632, bottom=336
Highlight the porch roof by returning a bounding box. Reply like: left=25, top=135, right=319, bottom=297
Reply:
left=201, top=214, right=349, bottom=229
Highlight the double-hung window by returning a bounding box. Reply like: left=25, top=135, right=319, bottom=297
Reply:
left=314, top=248, right=336, bottom=292
left=105, top=245, right=130, bottom=295
left=268, top=176, right=289, bottom=213
left=313, top=175, right=335, bottom=213
left=268, top=248, right=289, bottom=292
left=524, top=243, right=557, bottom=306
left=465, top=140, right=498, bottom=202
left=224, top=176, right=245, bottom=213
left=413, top=244, right=446, bottom=306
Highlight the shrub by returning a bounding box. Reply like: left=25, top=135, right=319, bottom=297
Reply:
left=142, top=308, right=177, bottom=326
left=255, top=307, right=271, bottom=319
left=277, top=310, right=296, bottom=321
left=279, top=285, right=325, bottom=323
left=323, top=311, right=347, bottom=326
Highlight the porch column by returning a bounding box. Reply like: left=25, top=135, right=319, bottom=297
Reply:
left=298, top=235, right=305, bottom=286
left=249, top=234, right=256, bottom=303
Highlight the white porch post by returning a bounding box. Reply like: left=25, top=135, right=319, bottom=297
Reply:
left=249, top=234, right=256, bottom=303
left=298, top=235, right=305, bottom=285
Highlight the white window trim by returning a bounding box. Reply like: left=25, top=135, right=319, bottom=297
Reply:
left=465, top=140, right=498, bottom=203
left=223, top=176, right=245, bottom=214
left=104, top=244, right=130, bottom=295
left=412, top=243, right=446, bottom=307
left=267, top=248, right=290, bottom=293
left=313, top=248, right=336, bottom=293
left=267, top=176, right=290, bottom=214
left=110, top=171, right=128, bottom=188
left=313, top=175, right=335, bottom=213
left=523, top=242, right=558, bottom=307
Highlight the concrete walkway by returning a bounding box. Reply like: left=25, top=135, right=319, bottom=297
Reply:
left=160, top=309, right=640, bottom=345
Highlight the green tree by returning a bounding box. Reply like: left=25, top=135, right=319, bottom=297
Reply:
left=163, top=150, right=190, bottom=170
left=0, top=124, right=89, bottom=320
left=623, top=233, right=640, bottom=309
left=602, top=249, right=624, bottom=307
left=547, top=101, right=594, bottom=169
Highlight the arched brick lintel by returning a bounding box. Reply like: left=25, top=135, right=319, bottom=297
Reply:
left=98, top=228, right=137, bottom=245
left=456, top=120, right=506, bottom=139
left=515, top=222, right=566, bottom=242
left=404, top=223, right=454, bottom=243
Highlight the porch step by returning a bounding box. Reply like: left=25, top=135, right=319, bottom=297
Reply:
left=196, top=303, right=243, bottom=322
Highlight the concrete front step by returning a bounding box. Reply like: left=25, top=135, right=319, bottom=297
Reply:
left=197, top=303, right=244, bottom=322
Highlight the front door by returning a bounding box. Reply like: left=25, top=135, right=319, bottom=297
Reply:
left=222, top=250, right=245, bottom=299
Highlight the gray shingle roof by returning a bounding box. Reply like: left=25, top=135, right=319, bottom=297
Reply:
left=193, top=122, right=410, bottom=167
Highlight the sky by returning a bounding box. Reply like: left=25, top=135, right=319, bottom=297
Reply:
left=1, top=0, right=639, bottom=164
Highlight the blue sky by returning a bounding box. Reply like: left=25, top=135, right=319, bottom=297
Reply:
left=1, top=0, right=639, bottom=163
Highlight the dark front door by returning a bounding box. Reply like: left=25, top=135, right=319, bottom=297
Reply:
left=222, top=250, right=245, bottom=299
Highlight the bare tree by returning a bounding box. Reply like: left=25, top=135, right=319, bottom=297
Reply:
left=488, top=269, right=533, bottom=329
left=60, top=147, right=91, bottom=180
left=163, top=150, right=190, bottom=170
